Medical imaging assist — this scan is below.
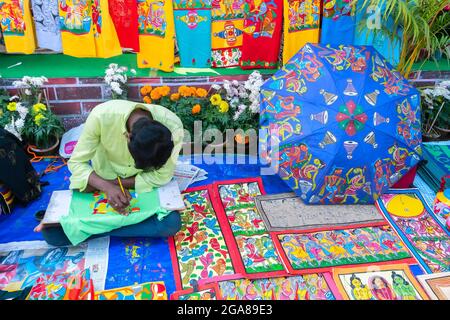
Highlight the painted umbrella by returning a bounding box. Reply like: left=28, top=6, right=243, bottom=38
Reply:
left=259, top=43, right=422, bottom=204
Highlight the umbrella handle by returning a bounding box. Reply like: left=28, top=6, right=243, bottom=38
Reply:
left=439, top=175, right=450, bottom=192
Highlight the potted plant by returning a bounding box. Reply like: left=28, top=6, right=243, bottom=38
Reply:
left=21, top=102, right=65, bottom=155
left=140, top=85, right=232, bottom=149
left=420, top=81, right=450, bottom=141
left=0, top=91, right=29, bottom=141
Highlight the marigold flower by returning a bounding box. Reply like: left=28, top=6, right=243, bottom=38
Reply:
left=210, top=94, right=222, bottom=106
left=32, top=103, right=47, bottom=114
left=7, top=102, right=17, bottom=112
left=170, top=93, right=180, bottom=101
left=218, top=101, right=229, bottom=113
left=192, top=104, right=201, bottom=114
left=150, top=89, right=162, bottom=100
left=34, top=113, right=46, bottom=126
left=160, top=86, right=171, bottom=97
left=143, top=96, right=152, bottom=104
left=196, top=88, right=208, bottom=98
left=140, top=85, right=152, bottom=96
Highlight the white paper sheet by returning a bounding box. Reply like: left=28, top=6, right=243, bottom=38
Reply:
left=42, top=190, right=72, bottom=224
left=158, top=180, right=185, bottom=211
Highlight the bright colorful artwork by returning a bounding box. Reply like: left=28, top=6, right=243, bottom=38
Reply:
left=91, top=191, right=140, bottom=215
left=276, top=226, right=412, bottom=272
left=377, top=189, right=450, bottom=273
left=370, top=53, right=413, bottom=96
left=320, top=0, right=356, bottom=45
left=332, top=264, right=429, bottom=300
left=260, top=44, right=422, bottom=205
left=58, top=0, right=92, bottom=34
left=138, top=0, right=167, bottom=37
left=214, top=179, right=287, bottom=277
left=169, top=186, right=235, bottom=290
left=0, top=0, right=25, bottom=35
left=417, top=272, right=450, bottom=300
left=0, top=239, right=109, bottom=293
left=287, top=0, right=320, bottom=33
left=218, top=273, right=341, bottom=300
left=26, top=269, right=93, bottom=300
left=211, top=0, right=245, bottom=67
left=95, top=281, right=168, bottom=300
left=171, top=283, right=221, bottom=300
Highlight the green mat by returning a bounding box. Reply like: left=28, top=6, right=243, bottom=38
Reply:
left=0, top=53, right=275, bottom=78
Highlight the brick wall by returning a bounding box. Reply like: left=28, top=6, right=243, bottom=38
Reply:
left=1, top=70, right=449, bottom=130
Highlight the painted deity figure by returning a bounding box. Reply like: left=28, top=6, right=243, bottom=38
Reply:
left=341, top=167, right=366, bottom=203
left=369, top=276, right=396, bottom=300
left=349, top=274, right=373, bottom=300
left=391, top=272, right=418, bottom=300
left=319, top=167, right=345, bottom=203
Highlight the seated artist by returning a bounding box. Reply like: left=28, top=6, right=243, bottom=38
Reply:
left=34, top=100, right=184, bottom=246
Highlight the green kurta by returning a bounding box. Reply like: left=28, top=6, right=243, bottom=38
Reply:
left=68, top=100, right=184, bottom=194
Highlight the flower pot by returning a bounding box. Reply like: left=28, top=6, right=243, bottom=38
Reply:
left=28, top=137, right=60, bottom=157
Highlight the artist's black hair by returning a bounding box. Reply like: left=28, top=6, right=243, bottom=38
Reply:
left=128, top=118, right=174, bottom=171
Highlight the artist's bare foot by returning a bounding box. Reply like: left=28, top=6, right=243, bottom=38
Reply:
left=34, top=223, right=44, bottom=232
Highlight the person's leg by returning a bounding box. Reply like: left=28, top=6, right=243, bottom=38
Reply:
left=41, top=225, right=73, bottom=247
left=107, top=211, right=181, bottom=238
left=41, top=211, right=181, bottom=246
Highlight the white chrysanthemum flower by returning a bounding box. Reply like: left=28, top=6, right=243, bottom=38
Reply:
left=110, top=82, right=123, bottom=95
left=130, top=69, right=137, bottom=75
left=211, top=84, right=221, bottom=90
left=250, top=103, right=259, bottom=113
left=24, top=89, right=32, bottom=95
left=9, top=95, right=19, bottom=101
left=109, top=63, right=118, bottom=70
left=5, top=121, right=21, bottom=140
left=232, top=80, right=239, bottom=87
left=15, top=118, right=25, bottom=130
left=238, top=104, right=247, bottom=111
left=16, top=105, right=29, bottom=118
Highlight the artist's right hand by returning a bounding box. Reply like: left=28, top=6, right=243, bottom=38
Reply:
left=104, top=185, right=131, bottom=215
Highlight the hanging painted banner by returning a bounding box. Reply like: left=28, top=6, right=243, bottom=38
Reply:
left=320, top=0, right=356, bottom=45
left=211, top=0, right=245, bottom=68
left=282, top=0, right=320, bottom=64
left=31, top=0, right=62, bottom=52
left=169, top=186, right=236, bottom=291
left=376, top=189, right=450, bottom=274
left=173, top=0, right=211, bottom=67
left=240, top=0, right=283, bottom=69
left=137, top=0, right=176, bottom=71
left=108, top=0, right=140, bottom=51
left=0, top=0, right=36, bottom=54
left=58, top=0, right=122, bottom=58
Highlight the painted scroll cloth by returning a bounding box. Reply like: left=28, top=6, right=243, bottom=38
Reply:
left=137, top=0, right=175, bottom=71
left=171, top=283, right=221, bottom=300
left=0, top=0, right=36, bottom=54
left=277, top=226, right=412, bottom=272
left=58, top=0, right=122, bottom=58
left=26, top=269, right=94, bottom=300
left=282, top=0, right=320, bottom=64
left=377, top=189, right=450, bottom=273
left=216, top=180, right=285, bottom=275
left=417, top=272, right=450, bottom=300
left=240, top=0, right=282, bottom=69
left=320, top=0, right=355, bottom=45
left=109, top=0, right=140, bottom=51
left=0, top=238, right=110, bottom=294
left=31, top=0, right=62, bottom=52
left=332, top=264, right=429, bottom=300
left=95, top=281, right=167, bottom=300
left=255, top=192, right=385, bottom=232
left=218, top=273, right=341, bottom=300
left=173, top=0, right=211, bottom=67
left=170, top=187, right=235, bottom=290
left=211, top=0, right=244, bottom=68
left=106, top=238, right=175, bottom=295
